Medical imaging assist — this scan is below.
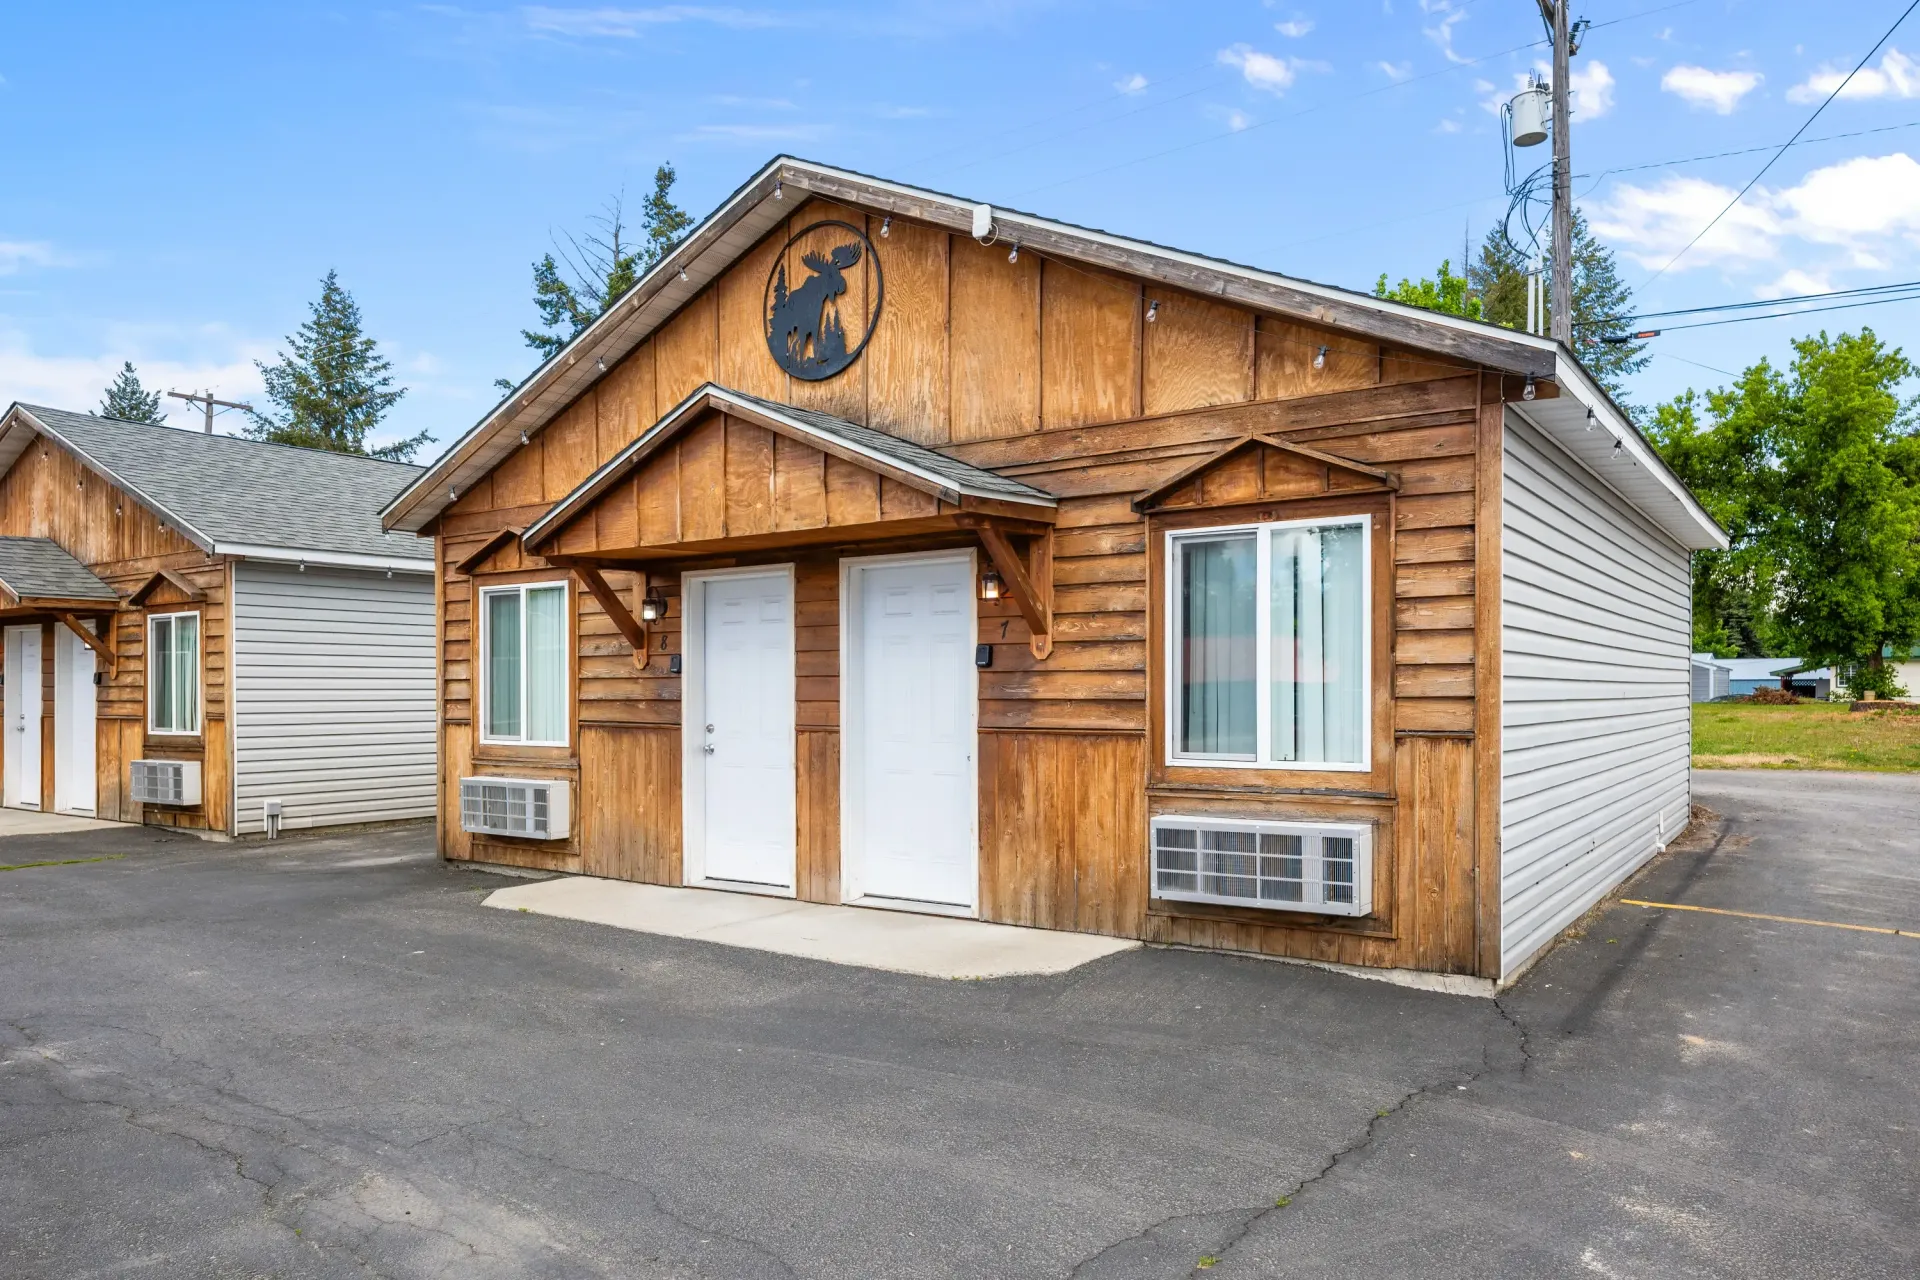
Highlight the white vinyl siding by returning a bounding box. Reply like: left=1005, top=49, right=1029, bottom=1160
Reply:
left=1501, top=411, right=1693, bottom=979
left=231, top=563, right=436, bottom=835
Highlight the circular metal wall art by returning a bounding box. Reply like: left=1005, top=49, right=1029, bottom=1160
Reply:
left=763, top=219, right=884, bottom=382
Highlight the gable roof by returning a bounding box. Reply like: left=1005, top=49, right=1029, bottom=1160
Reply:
left=523, top=384, right=1055, bottom=550
left=0, top=537, right=119, bottom=604
left=0, top=404, right=433, bottom=570
left=382, top=155, right=1725, bottom=553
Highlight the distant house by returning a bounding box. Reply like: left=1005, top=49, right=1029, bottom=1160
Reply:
left=1690, top=655, right=1730, bottom=702
left=1710, top=656, right=1803, bottom=698
left=0, top=404, right=435, bottom=835
left=1779, top=665, right=1834, bottom=700
left=1885, top=645, right=1920, bottom=696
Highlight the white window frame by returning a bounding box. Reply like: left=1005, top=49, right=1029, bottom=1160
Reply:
left=478, top=580, right=571, bottom=748
left=147, top=610, right=202, bottom=737
left=1164, top=513, right=1372, bottom=773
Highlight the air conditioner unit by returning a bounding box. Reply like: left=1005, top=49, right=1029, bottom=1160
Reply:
left=459, top=776, right=571, bottom=840
left=1151, top=815, right=1373, bottom=917
left=130, top=759, right=202, bottom=807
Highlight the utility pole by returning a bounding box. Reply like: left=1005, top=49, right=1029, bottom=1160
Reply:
left=1538, top=0, right=1582, bottom=347
left=166, top=389, right=252, bottom=435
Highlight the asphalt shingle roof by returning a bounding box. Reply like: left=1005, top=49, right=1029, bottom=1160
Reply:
left=717, top=389, right=1055, bottom=505
left=15, top=405, right=431, bottom=561
left=0, top=536, right=119, bottom=602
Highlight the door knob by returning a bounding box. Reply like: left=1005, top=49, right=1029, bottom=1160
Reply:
left=702, top=744, right=716, bottom=754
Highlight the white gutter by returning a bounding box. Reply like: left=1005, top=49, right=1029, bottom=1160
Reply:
left=215, top=544, right=435, bottom=574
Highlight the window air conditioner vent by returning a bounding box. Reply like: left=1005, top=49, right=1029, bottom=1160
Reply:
left=459, top=776, right=571, bottom=840
left=130, top=759, right=202, bottom=807
left=1151, top=815, right=1373, bottom=917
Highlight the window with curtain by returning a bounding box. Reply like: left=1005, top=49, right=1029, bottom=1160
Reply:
left=1169, top=516, right=1370, bottom=769
left=482, top=582, right=569, bottom=745
left=148, top=612, right=200, bottom=734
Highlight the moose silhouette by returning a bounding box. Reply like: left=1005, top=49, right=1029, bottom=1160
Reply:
left=766, top=240, right=864, bottom=379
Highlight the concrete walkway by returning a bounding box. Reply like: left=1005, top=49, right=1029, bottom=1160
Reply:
left=0, top=807, right=129, bottom=839
left=484, top=875, right=1141, bottom=978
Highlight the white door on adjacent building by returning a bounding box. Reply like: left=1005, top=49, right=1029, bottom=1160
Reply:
left=847, top=553, right=977, bottom=909
left=4, top=625, right=43, bottom=810
left=690, top=568, right=796, bottom=890
left=53, top=623, right=97, bottom=816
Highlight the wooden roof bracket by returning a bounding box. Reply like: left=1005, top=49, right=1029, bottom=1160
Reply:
left=56, top=612, right=116, bottom=677
left=127, top=568, right=207, bottom=606
left=1131, top=433, right=1398, bottom=513
left=454, top=527, right=526, bottom=577
left=570, top=565, right=650, bottom=669
left=976, top=521, right=1054, bottom=660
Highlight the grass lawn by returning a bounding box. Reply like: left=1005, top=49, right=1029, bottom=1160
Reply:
left=1694, top=700, right=1920, bottom=772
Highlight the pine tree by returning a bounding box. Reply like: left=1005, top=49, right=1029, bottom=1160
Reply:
left=99, top=361, right=165, bottom=424
left=245, top=271, right=427, bottom=461
left=519, top=163, right=691, bottom=360
left=1466, top=211, right=1648, bottom=402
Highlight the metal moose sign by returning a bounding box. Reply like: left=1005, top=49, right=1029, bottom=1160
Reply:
left=764, top=220, right=884, bottom=381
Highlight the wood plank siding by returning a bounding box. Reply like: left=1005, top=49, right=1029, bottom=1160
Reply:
left=1499, top=411, right=1691, bottom=978
left=0, top=437, right=229, bottom=831
left=434, top=196, right=1557, bottom=977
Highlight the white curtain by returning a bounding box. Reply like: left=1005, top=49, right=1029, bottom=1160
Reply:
left=1177, top=536, right=1257, bottom=757
left=172, top=615, right=199, bottom=731
left=524, top=586, right=567, bottom=743
left=1270, top=523, right=1365, bottom=765
left=486, top=592, right=522, bottom=739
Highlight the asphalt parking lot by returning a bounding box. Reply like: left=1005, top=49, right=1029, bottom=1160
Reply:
left=2, top=770, right=1915, bottom=1279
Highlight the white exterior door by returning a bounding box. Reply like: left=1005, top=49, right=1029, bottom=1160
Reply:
left=846, top=553, right=977, bottom=909
left=4, top=625, right=43, bottom=810
left=53, top=624, right=97, bottom=815
left=688, top=569, right=796, bottom=890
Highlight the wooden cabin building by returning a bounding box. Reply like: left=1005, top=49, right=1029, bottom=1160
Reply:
left=383, top=159, right=1725, bottom=982
left=0, top=404, right=437, bottom=836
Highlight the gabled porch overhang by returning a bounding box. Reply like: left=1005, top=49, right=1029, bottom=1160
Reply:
left=518, top=384, right=1063, bottom=658
left=0, top=536, right=124, bottom=671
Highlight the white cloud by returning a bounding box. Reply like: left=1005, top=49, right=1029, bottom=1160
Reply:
left=1115, top=72, right=1149, bottom=95
left=1275, top=17, right=1313, bottom=38
left=1379, top=60, right=1412, bottom=82
left=0, top=331, right=266, bottom=433
left=1420, top=0, right=1470, bottom=64
left=0, top=241, right=61, bottom=275
left=1789, top=47, right=1918, bottom=103
left=1591, top=151, right=1920, bottom=272
left=1661, top=65, right=1761, bottom=114
left=1435, top=117, right=1461, bottom=134
left=1475, top=77, right=1506, bottom=116
left=683, top=121, right=825, bottom=141
left=1758, top=269, right=1834, bottom=299
left=521, top=6, right=789, bottom=37
left=1570, top=60, right=1615, bottom=118
left=1218, top=44, right=1297, bottom=95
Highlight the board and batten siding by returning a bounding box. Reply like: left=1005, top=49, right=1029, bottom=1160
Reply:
left=1500, top=411, right=1692, bottom=978
left=231, top=562, right=436, bottom=834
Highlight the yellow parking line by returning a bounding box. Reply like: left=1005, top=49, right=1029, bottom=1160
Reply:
left=1620, top=899, right=1916, bottom=938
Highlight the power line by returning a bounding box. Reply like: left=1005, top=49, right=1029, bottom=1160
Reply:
left=1642, top=0, right=1920, bottom=286
left=1619, top=290, right=1920, bottom=337
left=1626, top=278, right=1920, bottom=321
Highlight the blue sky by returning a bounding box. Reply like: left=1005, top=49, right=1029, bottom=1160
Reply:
left=2, top=1, right=1916, bottom=453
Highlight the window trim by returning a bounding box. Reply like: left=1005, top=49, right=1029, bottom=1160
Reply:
left=477, top=579, right=571, bottom=748
left=1164, top=513, right=1373, bottom=774
left=146, top=609, right=203, bottom=737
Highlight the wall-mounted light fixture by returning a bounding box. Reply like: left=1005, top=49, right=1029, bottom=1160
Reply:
left=639, top=585, right=667, bottom=622
left=979, top=567, right=1004, bottom=602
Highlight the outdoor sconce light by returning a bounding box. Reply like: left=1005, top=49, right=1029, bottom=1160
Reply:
left=639, top=586, right=667, bottom=622
left=979, top=567, right=1004, bottom=602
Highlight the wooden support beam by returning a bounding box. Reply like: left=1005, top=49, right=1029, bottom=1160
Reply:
left=572, top=566, right=649, bottom=668
left=55, top=612, right=115, bottom=676
left=127, top=568, right=206, bottom=606
left=977, top=523, right=1053, bottom=660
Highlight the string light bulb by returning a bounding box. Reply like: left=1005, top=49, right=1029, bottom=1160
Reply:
left=1146, top=300, right=1159, bottom=324
left=1008, top=244, right=1019, bottom=264
left=1611, top=438, right=1624, bottom=459
left=520, top=430, right=530, bottom=446
left=773, top=181, right=783, bottom=200
left=880, top=216, right=891, bottom=238
left=597, top=356, right=607, bottom=372
left=1585, top=408, right=1596, bottom=430
left=1313, top=346, right=1327, bottom=370
left=679, top=266, right=689, bottom=281
left=1522, top=374, right=1537, bottom=401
